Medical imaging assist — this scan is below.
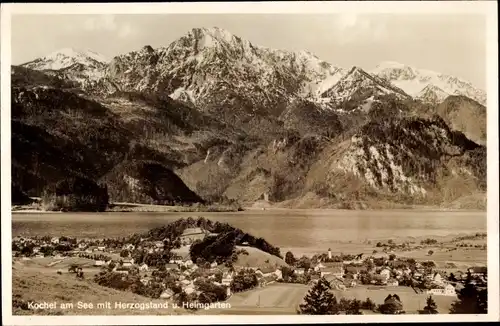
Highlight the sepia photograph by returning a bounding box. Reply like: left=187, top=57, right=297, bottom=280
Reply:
left=1, top=1, right=498, bottom=324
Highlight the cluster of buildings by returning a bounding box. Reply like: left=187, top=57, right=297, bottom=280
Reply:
left=307, top=249, right=487, bottom=296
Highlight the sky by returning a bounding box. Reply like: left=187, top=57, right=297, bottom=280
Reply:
left=11, top=13, right=487, bottom=89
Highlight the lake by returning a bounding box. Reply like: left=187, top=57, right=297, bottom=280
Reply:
left=11, top=209, right=486, bottom=256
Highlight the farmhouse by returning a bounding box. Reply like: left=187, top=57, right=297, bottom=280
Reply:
left=427, top=284, right=457, bottom=296
left=139, top=263, right=149, bottom=271
left=94, top=260, right=105, bottom=266
left=320, top=262, right=344, bottom=278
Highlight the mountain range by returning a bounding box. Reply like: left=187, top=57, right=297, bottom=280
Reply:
left=11, top=27, right=487, bottom=209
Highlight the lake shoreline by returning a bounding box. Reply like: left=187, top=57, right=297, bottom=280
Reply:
left=11, top=204, right=486, bottom=214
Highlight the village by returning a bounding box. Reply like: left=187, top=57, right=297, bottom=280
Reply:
left=12, top=226, right=488, bottom=313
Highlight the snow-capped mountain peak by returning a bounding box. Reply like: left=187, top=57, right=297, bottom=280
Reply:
left=371, top=61, right=486, bottom=105
left=22, top=48, right=108, bottom=71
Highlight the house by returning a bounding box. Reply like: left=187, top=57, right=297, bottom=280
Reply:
left=165, top=263, right=179, bottom=271
left=314, top=262, right=325, bottom=272
left=184, top=260, right=194, bottom=268
left=122, top=259, right=134, bottom=267
left=160, top=289, right=174, bottom=299
left=427, top=284, right=457, bottom=296
left=320, top=262, right=344, bottom=278
left=469, top=266, right=487, bottom=277
left=210, top=262, right=218, bottom=268
left=139, top=263, right=149, bottom=271
left=86, top=246, right=98, bottom=253
left=32, top=246, right=41, bottom=254
left=432, top=272, right=444, bottom=285
left=222, top=273, right=233, bottom=286
left=95, top=260, right=105, bottom=266
left=97, top=246, right=106, bottom=251
left=387, top=278, right=399, bottom=286
left=154, top=241, right=164, bottom=248
left=380, top=268, right=391, bottom=281
left=51, top=237, right=60, bottom=244
left=256, top=266, right=276, bottom=277
left=184, top=285, right=196, bottom=295
left=78, top=243, right=87, bottom=250
left=294, top=268, right=305, bottom=275
left=275, top=268, right=283, bottom=280
left=140, top=277, right=151, bottom=286
left=123, top=244, right=135, bottom=251
left=114, top=267, right=129, bottom=275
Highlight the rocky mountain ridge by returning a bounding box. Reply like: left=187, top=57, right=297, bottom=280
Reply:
left=13, top=27, right=487, bottom=209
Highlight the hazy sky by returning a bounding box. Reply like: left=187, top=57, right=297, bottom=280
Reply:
left=11, top=14, right=487, bottom=89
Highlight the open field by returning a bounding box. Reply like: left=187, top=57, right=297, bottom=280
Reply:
left=206, top=283, right=309, bottom=315
left=332, top=285, right=457, bottom=314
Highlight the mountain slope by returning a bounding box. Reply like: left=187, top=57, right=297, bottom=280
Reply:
left=436, top=95, right=487, bottom=145
left=371, top=61, right=486, bottom=105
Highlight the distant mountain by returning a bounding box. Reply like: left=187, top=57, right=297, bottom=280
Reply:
left=102, top=28, right=345, bottom=117
left=21, top=48, right=108, bottom=71
left=371, top=61, right=486, bottom=105
left=11, top=28, right=487, bottom=209
left=21, top=48, right=109, bottom=88
left=318, top=66, right=411, bottom=111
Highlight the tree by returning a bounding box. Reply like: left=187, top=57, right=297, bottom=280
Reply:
left=450, top=271, right=487, bottom=314
left=298, top=277, right=338, bottom=315
left=389, top=254, right=396, bottom=261
left=361, top=298, right=377, bottom=311
left=427, top=250, right=434, bottom=256
left=421, top=296, right=438, bottom=314
left=448, top=273, right=457, bottom=282
left=379, top=294, right=403, bottom=314
left=285, top=251, right=296, bottom=265
left=120, top=249, right=130, bottom=258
